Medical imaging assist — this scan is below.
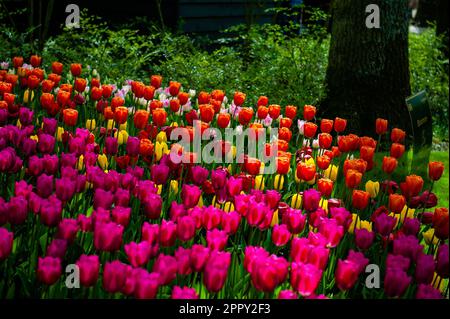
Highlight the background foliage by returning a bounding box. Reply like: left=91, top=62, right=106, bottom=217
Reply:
left=1, top=7, right=448, bottom=141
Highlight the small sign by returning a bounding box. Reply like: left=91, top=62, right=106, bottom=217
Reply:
left=405, top=90, right=433, bottom=179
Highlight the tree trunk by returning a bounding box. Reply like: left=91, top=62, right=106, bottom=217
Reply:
left=320, top=0, right=412, bottom=137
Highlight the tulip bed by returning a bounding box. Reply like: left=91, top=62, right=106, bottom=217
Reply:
left=0, top=56, right=448, bottom=299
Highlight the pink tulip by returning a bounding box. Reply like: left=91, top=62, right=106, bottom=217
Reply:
left=76, top=254, right=100, bottom=287
left=290, top=262, right=322, bottom=297
left=37, top=256, right=62, bottom=285
left=124, top=241, right=152, bottom=268
left=171, top=286, right=199, bottom=299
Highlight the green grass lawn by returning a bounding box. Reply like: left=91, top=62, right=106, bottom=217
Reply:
left=430, top=151, right=449, bottom=209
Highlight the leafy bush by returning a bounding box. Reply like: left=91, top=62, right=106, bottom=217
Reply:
left=409, top=27, right=449, bottom=141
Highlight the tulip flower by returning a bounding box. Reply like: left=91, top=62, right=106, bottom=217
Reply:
left=382, top=156, right=397, bottom=175
left=335, top=259, right=361, bottom=291
left=203, top=251, right=231, bottom=293
left=303, top=105, right=316, bottom=121
left=428, top=161, right=444, bottom=181
left=271, top=224, right=291, bottom=247
left=160, top=219, right=177, bottom=247
left=177, top=215, right=196, bottom=242
left=94, top=221, right=124, bottom=252
left=436, top=244, right=449, bottom=278
left=345, top=169, right=362, bottom=189
left=390, top=143, right=405, bottom=159
left=103, top=260, right=128, bottom=293
left=206, top=229, right=229, bottom=251
left=389, top=194, right=406, bottom=214
left=391, top=128, right=406, bottom=143
left=181, top=184, right=202, bottom=209
left=172, top=286, right=199, bottom=299
left=355, top=229, right=375, bottom=250
left=76, top=255, right=100, bottom=287
left=0, top=227, right=13, bottom=260
left=124, top=241, right=152, bottom=268
left=416, top=284, right=443, bottom=299
left=400, top=175, right=424, bottom=200
left=415, top=253, right=435, bottom=284
left=153, top=254, right=177, bottom=285
left=37, top=256, right=62, bottom=285
left=375, top=118, right=388, bottom=135
left=290, top=262, right=322, bottom=297
left=384, top=268, right=411, bottom=297
left=432, top=207, right=449, bottom=240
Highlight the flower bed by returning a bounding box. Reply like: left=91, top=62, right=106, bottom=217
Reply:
left=0, top=55, right=448, bottom=299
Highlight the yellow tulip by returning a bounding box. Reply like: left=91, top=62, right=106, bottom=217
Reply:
left=273, top=174, right=284, bottom=190
left=423, top=228, right=439, bottom=245
left=155, top=141, right=168, bottom=161
left=223, top=201, right=235, bottom=212
left=170, top=122, right=178, bottom=127
left=365, top=180, right=380, bottom=198
left=16, top=119, right=22, bottom=128
left=259, top=162, right=265, bottom=175
left=170, top=180, right=179, bottom=194
left=324, top=164, right=338, bottom=182
left=119, top=122, right=127, bottom=131
left=271, top=209, right=279, bottom=227
left=198, top=195, right=204, bottom=208
left=77, top=155, right=84, bottom=171
left=432, top=273, right=447, bottom=293
left=30, top=135, right=39, bottom=142
left=359, top=220, right=372, bottom=232
left=400, top=205, right=415, bottom=224
left=290, top=193, right=302, bottom=209
left=157, top=184, right=162, bottom=195
left=107, top=119, right=114, bottom=131
left=388, top=213, right=400, bottom=228
left=113, top=130, right=128, bottom=145
left=56, top=127, right=64, bottom=142
left=156, top=131, right=167, bottom=143
left=86, top=119, right=96, bottom=131
left=319, top=198, right=328, bottom=212
left=23, top=89, right=34, bottom=103
left=255, top=175, right=265, bottom=190
left=97, top=154, right=108, bottom=170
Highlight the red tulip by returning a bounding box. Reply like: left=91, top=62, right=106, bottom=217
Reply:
left=389, top=194, right=406, bottom=214
left=334, top=117, right=347, bottom=133
left=391, top=128, right=406, bottom=143
left=217, top=113, right=230, bottom=128
left=234, top=91, right=246, bottom=106
left=429, top=161, right=444, bottom=181
left=352, top=190, right=370, bottom=210
left=285, top=105, right=297, bottom=119
left=335, top=259, right=360, bottom=291
left=390, top=143, right=405, bottom=159
left=375, top=118, right=388, bottom=135
left=268, top=104, right=281, bottom=119
left=150, top=75, right=162, bottom=88
left=318, top=133, right=332, bottom=149
left=318, top=178, right=333, bottom=197
left=345, top=169, right=362, bottom=189
left=382, top=156, right=397, bottom=174
left=296, top=162, right=316, bottom=182
left=303, top=105, right=316, bottom=121
left=432, top=207, right=449, bottom=240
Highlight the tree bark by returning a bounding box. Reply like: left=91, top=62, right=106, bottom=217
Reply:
left=320, top=0, right=412, bottom=137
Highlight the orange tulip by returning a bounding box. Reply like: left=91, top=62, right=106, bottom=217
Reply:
left=389, top=194, right=406, bottom=214
left=345, top=169, right=362, bottom=189
left=244, top=157, right=261, bottom=175
left=382, top=156, right=397, bottom=175
left=70, top=63, right=82, bottom=77
left=30, top=55, right=42, bottom=67
left=152, top=108, right=167, bottom=127
left=234, top=91, right=246, bottom=106
left=318, top=178, right=334, bottom=197
left=320, top=119, right=334, bottom=133
left=40, top=93, right=54, bottom=109
left=344, top=159, right=367, bottom=175
left=3, top=93, right=15, bottom=107
left=114, top=107, right=128, bottom=125
left=238, top=107, right=253, bottom=126
left=391, top=128, right=406, bottom=143
left=296, top=162, right=316, bottom=181
left=277, top=139, right=289, bottom=152
left=400, top=175, right=424, bottom=199
left=334, top=117, right=347, bottom=133
left=304, top=122, right=318, bottom=138
left=13, top=56, right=24, bottom=68
left=217, top=113, right=231, bottom=129
left=150, top=75, right=162, bottom=89
left=74, top=78, right=87, bottom=93
left=41, top=80, right=55, bottom=93
left=211, top=90, right=225, bottom=102
left=268, top=104, right=281, bottom=119
left=359, top=136, right=377, bottom=149
left=198, top=91, right=211, bottom=104
left=143, top=86, right=155, bottom=100
left=278, top=127, right=292, bottom=142
left=111, top=96, right=124, bottom=111
left=318, top=133, right=332, bottom=149
left=103, top=107, right=114, bottom=120
left=131, top=81, right=145, bottom=98
left=178, top=92, right=190, bottom=105
left=432, top=207, right=449, bottom=240
left=91, top=78, right=100, bottom=88
left=257, top=106, right=269, bottom=119
left=360, top=146, right=375, bottom=163
left=134, top=110, right=149, bottom=129
left=428, top=161, right=444, bottom=181
left=91, top=87, right=103, bottom=101
left=169, top=81, right=181, bottom=96
left=352, top=190, right=370, bottom=210
left=170, top=99, right=181, bottom=113
left=63, top=108, right=78, bottom=126
left=257, top=95, right=268, bottom=106
left=276, top=156, right=291, bottom=175
left=317, top=155, right=331, bottom=170
left=51, top=62, right=63, bottom=75
left=27, top=75, right=40, bottom=90
left=139, top=138, right=154, bottom=157
left=303, top=105, right=316, bottom=121
left=56, top=90, right=71, bottom=107
left=48, top=73, right=61, bottom=85
left=375, top=118, right=388, bottom=135
left=279, top=117, right=293, bottom=129
left=285, top=105, right=297, bottom=119
left=390, top=143, right=405, bottom=159
left=150, top=100, right=163, bottom=111
left=199, top=104, right=215, bottom=123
